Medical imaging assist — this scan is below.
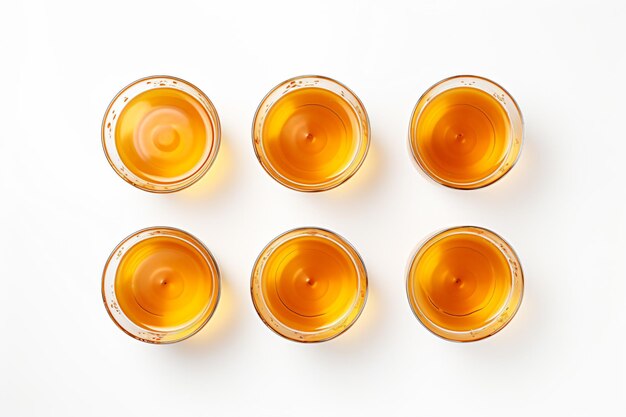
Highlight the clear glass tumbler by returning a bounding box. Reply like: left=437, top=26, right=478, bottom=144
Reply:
left=102, top=75, right=221, bottom=192
left=406, top=226, right=523, bottom=342
left=102, top=227, right=220, bottom=343
left=252, top=75, right=369, bottom=192
left=409, top=75, right=523, bottom=189
left=251, top=227, right=368, bottom=342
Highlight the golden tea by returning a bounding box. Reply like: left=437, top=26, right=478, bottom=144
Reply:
left=251, top=228, right=367, bottom=342
left=407, top=226, right=523, bottom=341
left=410, top=76, right=523, bottom=189
left=103, top=76, right=220, bottom=192
left=103, top=227, right=220, bottom=343
left=253, top=76, right=369, bottom=191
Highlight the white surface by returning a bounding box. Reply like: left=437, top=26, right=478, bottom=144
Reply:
left=1, top=0, right=625, bottom=415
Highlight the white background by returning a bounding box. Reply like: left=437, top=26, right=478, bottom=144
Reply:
left=1, top=0, right=624, bottom=415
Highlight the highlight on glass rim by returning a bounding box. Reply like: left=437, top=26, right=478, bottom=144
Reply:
left=409, top=75, right=523, bottom=190
left=251, top=227, right=368, bottom=342
left=252, top=75, right=370, bottom=192
left=102, top=75, right=221, bottom=193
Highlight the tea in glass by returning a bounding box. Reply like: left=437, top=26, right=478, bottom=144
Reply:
left=251, top=228, right=367, bottom=342
left=102, top=227, right=220, bottom=343
left=253, top=76, right=369, bottom=192
left=409, top=75, right=523, bottom=189
left=407, top=226, right=523, bottom=341
left=102, top=76, right=220, bottom=192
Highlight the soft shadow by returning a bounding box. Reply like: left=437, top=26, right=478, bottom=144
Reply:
left=305, top=277, right=385, bottom=358
left=480, top=134, right=543, bottom=199
left=165, top=273, right=242, bottom=357
left=172, top=135, right=237, bottom=203
left=434, top=135, right=549, bottom=209
left=324, top=140, right=387, bottom=200
left=448, top=277, right=545, bottom=364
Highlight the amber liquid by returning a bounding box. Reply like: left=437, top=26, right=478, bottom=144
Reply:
left=412, top=87, right=511, bottom=185
left=115, top=88, right=215, bottom=184
left=259, top=234, right=361, bottom=332
left=115, top=235, right=217, bottom=331
left=261, top=88, right=360, bottom=186
left=408, top=231, right=512, bottom=332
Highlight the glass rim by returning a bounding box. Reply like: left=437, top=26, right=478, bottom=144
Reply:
left=405, top=225, right=524, bottom=342
left=250, top=227, right=368, bottom=343
left=408, top=74, right=524, bottom=190
left=101, top=75, right=221, bottom=193
left=251, top=75, right=370, bottom=192
left=102, top=226, right=221, bottom=344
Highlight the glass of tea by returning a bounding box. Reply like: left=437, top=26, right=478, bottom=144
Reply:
left=251, top=228, right=368, bottom=342
left=409, top=75, right=523, bottom=189
left=252, top=75, right=370, bottom=192
left=102, top=76, right=221, bottom=192
left=102, top=227, right=220, bottom=343
left=406, top=226, right=523, bottom=342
